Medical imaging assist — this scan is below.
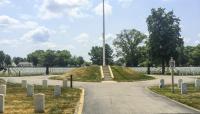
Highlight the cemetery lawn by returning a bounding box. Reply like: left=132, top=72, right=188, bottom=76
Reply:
left=50, top=65, right=101, bottom=82
left=0, top=80, right=81, bottom=114
left=149, top=84, right=200, bottom=110
left=111, top=66, right=155, bottom=82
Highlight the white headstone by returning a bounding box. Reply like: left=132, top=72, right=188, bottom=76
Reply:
left=63, top=79, right=68, bottom=88
left=22, top=80, right=27, bottom=88
left=181, top=83, right=187, bottom=94
left=0, top=85, right=6, bottom=96
left=54, top=85, right=61, bottom=96
left=195, top=79, right=200, bottom=89
left=159, top=79, right=164, bottom=88
left=178, top=79, right=183, bottom=88
left=27, top=84, right=34, bottom=97
left=42, top=80, right=48, bottom=88
left=0, top=94, right=4, bottom=113
left=34, top=93, right=45, bottom=113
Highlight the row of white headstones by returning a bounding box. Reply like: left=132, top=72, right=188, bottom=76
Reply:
left=159, top=79, right=200, bottom=94
left=0, top=79, right=69, bottom=113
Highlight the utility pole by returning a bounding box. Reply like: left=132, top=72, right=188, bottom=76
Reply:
left=102, top=0, right=106, bottom=66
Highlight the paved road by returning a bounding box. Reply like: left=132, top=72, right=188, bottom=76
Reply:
left=1, top=75, right=199, bottom=114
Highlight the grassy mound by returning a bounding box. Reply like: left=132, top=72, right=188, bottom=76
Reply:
left=50, top=65, right=101, bottom=82
left=0, top=79, right=81, bottom=114
left=111, top=66, right=155, bottom=82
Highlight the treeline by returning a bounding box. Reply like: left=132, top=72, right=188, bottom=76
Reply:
left=88, top=7, right=200, bottom=74
left=27, top=50, right=85, bottom=67
left=0, top=50, right=85, bottom=68
left=0, top=51, right=11, bottom=68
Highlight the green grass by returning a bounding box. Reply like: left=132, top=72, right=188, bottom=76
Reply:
left=50, top=65, right=101, bottom=82
left=111, top=66, right=155, bottom=82
left=149, top=84, right=200, bottom=110
left=0, top=79, right=81, bottom=114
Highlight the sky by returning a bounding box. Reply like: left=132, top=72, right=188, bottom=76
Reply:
left=0, top=0, right=200, bottom=61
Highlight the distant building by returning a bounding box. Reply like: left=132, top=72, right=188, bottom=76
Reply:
left=17, top=62, right=33, bottom=67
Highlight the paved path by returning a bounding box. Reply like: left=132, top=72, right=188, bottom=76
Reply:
left=1, top=75, right=200, bottom=114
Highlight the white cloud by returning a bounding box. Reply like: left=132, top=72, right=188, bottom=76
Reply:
left=118, top=0, right=133, bottom=8
left=94, top=2, right=112, bottom=16
left=198, top=33, right=200, bottom=38
left=0, top=0, right=10, bottom=5
left=99, top=33, right=116, bottom=42
left=0, top=15, right=20, bottom=27
left=0, top=39, right=18, bottom=45
left=0, top=15, right=39, bottom=29
left=39, top=0, right=90, bottom=19
left=74, top=33, right=90, bottom=46
left=41, top=42, right=57, bottom=48
left=19, top=14, right=32, bottom=20
left=22, top=27, right=50, bottom=42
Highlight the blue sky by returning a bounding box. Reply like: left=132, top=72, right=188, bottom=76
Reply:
left=0, top=0, right=200, bottom=61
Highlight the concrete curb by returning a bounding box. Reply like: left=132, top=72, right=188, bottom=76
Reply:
left=75, top=88, right=85, bottom=114
left=100, top=66, right=104, bottom=79
left=101, top=81, right=117, bottom=83
left=108, top=65, right=114, bottom=79
left=145, top=86, right=200, bottom=113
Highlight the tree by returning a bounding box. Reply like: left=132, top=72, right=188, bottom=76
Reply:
left=41, top=50, right=56, bottom=75
left=77, top=56, right=84, bottom=66
left=0, top=51, right=5, bottom=67
left=27, top=50, right=44, bottom=66
left=88, top=46, right=102, bottom=65
left=13, top=57, right=26, bottom=65
left=113, top=29, right=147, bottom=67
left=4, top=54, right=11, bottom=66
left=105, top=44, right=114, bottom=65
left=41, top=50, right=56, bottom=67
left=182, top=46, right=196, bottom=66
left=191, top=44, right=200, bottom=66
left=137, top=46, right=148, bottom=67
left=55, top=50, right=71, bottom=67
left=146, top=8, right=183, bottom=74
left=88, top=44, right=113, bottom=65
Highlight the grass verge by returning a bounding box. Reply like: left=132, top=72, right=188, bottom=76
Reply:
left=0, top=80, right=81, bottom=114
left=111, top=66, right=155, bottom=82
left=50, top=66, right=101, bottom=82
left=149, top=84, right=200, bottom=110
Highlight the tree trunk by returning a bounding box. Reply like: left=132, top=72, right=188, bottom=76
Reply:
left=147, top=63, right=151, bottom=74
left=46, top=66, right=49, bottom=75
left=161, top=58, right=165, bottom=74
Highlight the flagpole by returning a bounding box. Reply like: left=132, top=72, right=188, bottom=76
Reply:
left=103, top=0, right=106, bottom=66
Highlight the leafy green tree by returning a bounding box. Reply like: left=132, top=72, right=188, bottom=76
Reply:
left=55, top=50, right=71, bottom=67
left=146, top=8, right=183, bottom=74
left=113, top=29, right=147, bottom=67
left=77, top=56, right=85, bottom=66
left=27, top=50, right=44, bottom=66
left=183, top=46, right=195, bottom=66
left=13, top=57, right=26, bottom=65
left=0, top=51, right=5, bottom=67
left=89, top=44, right=113, bottom=65
left=41, top=50, right=56, bottom=75
left=88, top=46, right=102, bottom=65
left=41, top=50, right=56, bottom=67
left=69, top=56, right=78, bottom=66
left=4, top=54, right=11, bottom=66
left=191, top=44, right=200, bottom=66
left=105, top=44, right=114, bottom=65
left=137, top=46, right=148, bottom=67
